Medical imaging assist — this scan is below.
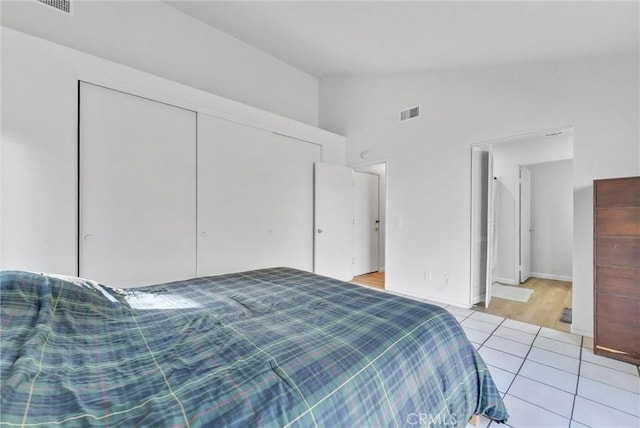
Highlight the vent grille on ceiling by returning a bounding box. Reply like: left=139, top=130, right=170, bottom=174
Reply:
left=545, top=131, right=565, bottom=137
left=37, top=0, right=71, bottom=14
left=400, top=105, right=420, bottom=122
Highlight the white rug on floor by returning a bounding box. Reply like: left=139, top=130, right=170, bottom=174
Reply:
left=492, top=283, right=534, bottom=303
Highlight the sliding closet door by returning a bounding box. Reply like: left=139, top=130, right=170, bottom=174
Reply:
left=79, top=82, right=196, bottom=287
left=197, top=114, right=321, bottom=276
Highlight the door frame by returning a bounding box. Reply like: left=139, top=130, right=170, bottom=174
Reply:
left=350, top=159, right=388, bottom=279
left=469, top=126, right=572, bottom=306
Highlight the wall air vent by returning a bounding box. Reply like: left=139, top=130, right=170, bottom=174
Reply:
left=37, top=0, right=71, bottom=14
left=400, top=105, right=420, bottom=122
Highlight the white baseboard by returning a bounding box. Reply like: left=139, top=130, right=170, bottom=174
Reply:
left=494, top=277, right=517, bottom=286
left=384, top=287, right=472, bottom=309
left=426, top=298, right=473, bottom=309
left=378, top=267, right=385, bottom=272
left=531, top=272, right=573, bottom=282
left=571, top=326, right=593, bottom=338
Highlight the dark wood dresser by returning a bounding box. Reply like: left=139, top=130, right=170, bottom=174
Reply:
left=593, top=176, right=640, bottom=365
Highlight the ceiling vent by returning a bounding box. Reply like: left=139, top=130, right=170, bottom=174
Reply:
left=545, top=131, right=565, bottom=137
left=400, top=105, right=420, bottom=122
left=37, top=0, right=71, bottom=14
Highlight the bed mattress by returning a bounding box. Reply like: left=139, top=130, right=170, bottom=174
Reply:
left=1, top=268, right=507, bottom=427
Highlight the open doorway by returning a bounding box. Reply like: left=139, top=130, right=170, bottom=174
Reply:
left=470, top=128, right=574, bottom=332
left=351, top=161, right=387, bottom=290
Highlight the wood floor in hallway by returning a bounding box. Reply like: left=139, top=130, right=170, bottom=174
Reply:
left=351, top=271, right=385, bottom=290
left=473, top=277, right=572, bottom=332
left=351, top=273, right=571, bottom=333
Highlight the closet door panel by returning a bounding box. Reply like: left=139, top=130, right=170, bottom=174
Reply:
left=80, top=83, right=196, bottom=287
left=197, top=114, right=321, bottom=276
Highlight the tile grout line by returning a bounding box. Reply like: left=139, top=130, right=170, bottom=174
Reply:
left=514, top=371, right=578, bottom=398
left=505, top=331, right=638, bottom=423
left=499, top=326, right=578, bottom=424
left=568, top=335, right=584, bottom=425
left=502, top=324, right=538, bottom=405
left=488, top=329, right=586, bottom=376
left=513, top=329, right=582, bottom=403
left=574, top=394, right=640, bottom=420
left=478, top=315, right=506, bottom=428
left=459, top=311, right=640, bottom=425
left=580, top=358, right=640, bottom=378
left=479, top=317, right=503, bottom=348
left=518, top=341, right=640, bottom=420
left=455, top=307, right=499, bottom=428
left=503, top=394, right=574, bottom=424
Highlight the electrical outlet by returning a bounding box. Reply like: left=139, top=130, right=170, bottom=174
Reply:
left=424, top=271, right=432, bottom=281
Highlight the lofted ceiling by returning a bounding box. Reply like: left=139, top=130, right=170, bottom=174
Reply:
left=166, top=1, right=639, bottom=78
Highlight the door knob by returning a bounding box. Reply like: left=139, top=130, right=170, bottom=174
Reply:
left=317, top=229, right=323, bottom=234
left=83, top=234, right=93, bottom=241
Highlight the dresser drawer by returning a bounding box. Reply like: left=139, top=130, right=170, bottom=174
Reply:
left=596, top=293, right=640, bottom=326
left=596, top=208, right=640, bottom=236
left=595, top=318, right=640, bottom=357
left=595, top=266, right=640, bottom=298
left=595, top=178, right=640, bottom=208
left=595, top=237, right=640, bottom=269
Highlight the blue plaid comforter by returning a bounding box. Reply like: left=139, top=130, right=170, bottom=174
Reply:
left=1, top=268, right=507, bottom=427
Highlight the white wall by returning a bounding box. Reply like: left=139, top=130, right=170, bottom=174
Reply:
left=0, top=28, right=345, bottom=277
left=491, top=132, right=573, bottom=284
left=0, top=0, right=318, bottom=126
left=529, top=160, right=573, bottom=281
left=319, top=54, right=640, bottom=336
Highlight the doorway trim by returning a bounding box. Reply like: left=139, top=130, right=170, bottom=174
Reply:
left=469, top=126, right=573, bottom=307
left=350, top=159, right=389, bottom=280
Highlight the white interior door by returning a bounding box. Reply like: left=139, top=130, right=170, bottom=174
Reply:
left=197, top=114, right=321, bottom=276
left=79, top=82, right=196, bottom=287
left=314, top=163, right=354, bottom=281
left=519, top=166, right=532, bottom=283
left=353, top=171, right=379, bottom=276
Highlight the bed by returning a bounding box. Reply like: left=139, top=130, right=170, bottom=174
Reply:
left=1, top=267, right=508, bottom=427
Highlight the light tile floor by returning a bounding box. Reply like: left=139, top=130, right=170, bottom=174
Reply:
left=425, top=303, right=640, bottom=428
